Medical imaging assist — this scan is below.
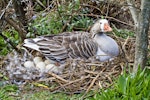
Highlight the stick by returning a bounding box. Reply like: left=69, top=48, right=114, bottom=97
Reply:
left=50, top=75, right=90, bottom=92
left=66, top=13, right=134, bottom=27
left=0, top=0, right=12, bottom=19
left=82, top=68, right=106, bottom=98
left=48, top=72, right=69, bottom=83
left=82, top=72, right=101, bottom=98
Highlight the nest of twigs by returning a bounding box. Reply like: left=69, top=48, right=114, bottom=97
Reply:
left=0, top=35, right=135, bottom=95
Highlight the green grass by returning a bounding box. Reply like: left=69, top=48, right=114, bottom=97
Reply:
left=22, top=90, right=92, bottom=100
left=93, top=68, right=150, bottom=100
left=1, top=68, right=150, bottom=100
left=113, top=28, right=135, bottom=39
left=22, top=91, right=69, bottom=100
left=0, top=84, right=18, bottom=100
left=0, top=30, right=20, bottom=55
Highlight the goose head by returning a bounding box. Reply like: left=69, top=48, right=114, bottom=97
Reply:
left=90, top=19, right=112, bottom=37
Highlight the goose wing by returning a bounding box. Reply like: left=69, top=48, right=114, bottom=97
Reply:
left=24, top=32, right=98, bottom=62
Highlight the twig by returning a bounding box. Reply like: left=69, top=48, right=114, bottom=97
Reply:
left=13, top=0, right=27, bottom=27
left=48, top=72, right=69, bottom=83
left=61, top=16, right=72, bottom=32
left=38, top=77, right=56, bottom=82
left=103, top=74, right=112, bottom=83
left=105, top=3, right=110, bottom=18
left=105, top=16, right=134, bottom=27
left=84, top=69, right=99, bottom=75
left=36, top=0, right=46, bottom=8
left=0, top=0, right=12, bottom=19
left=5, top=17, right=26, bottom=41
left=82, top=68, right=106, bottom=98
left=85, top=63, right=104, bottom=67
left=82, top=72, right=101, bottom=98
left=0, top=0, right=22, bottom=52
left=50, top=75, right=90, bottom=92
left=120, top=63, right=125, bottom=75
left=122, top=36, right=130, bottom=60
left=126, top=0, right=139, bottom=27
left=81, top=4, right=104, bottom=15
left=66, top=13, right=134, bottom=27
left=66, top=75, right=90, bottom=86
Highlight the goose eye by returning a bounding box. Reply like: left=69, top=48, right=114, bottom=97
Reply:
left=100, top=22, right=102, bottom=24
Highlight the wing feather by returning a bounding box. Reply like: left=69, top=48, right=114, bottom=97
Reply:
left=24, top=31, right=98, bottom=62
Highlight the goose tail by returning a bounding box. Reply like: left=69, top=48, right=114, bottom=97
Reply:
left=23, top=38, right=41, bottom=51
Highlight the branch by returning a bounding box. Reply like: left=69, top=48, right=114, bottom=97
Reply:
left=13, top=0, right=27, bottom=26
left=5, top=17, right=26, bottom=41
left=126, top=0, right=139, bottom=27
left=82, top=68, right=106, bottom=98
left=66, top=13, right=134, bottom=27
left=35, top=0, right=46, bottom=9
left=48, top=72, right=69, bottom=83
left=0, top=0, right=12, bottom=19
left=1, top=0, right=27, bottom=41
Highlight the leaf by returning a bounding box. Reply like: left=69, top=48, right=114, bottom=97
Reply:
left=33, top=83, right=49, bottom=89
left=118, top=75, right=127, bottom=94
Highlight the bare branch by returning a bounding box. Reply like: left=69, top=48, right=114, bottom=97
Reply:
left=35, top=0, right=46, bottom=9
left=127, top=0, right=139, bottom=27
left=5, top=17, right=26, bottom=41
left=0, top=0, right=12, bottom=19
left=13, top=0, right=27, bottom=26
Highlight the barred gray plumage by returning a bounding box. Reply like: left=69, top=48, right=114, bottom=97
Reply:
left=24, top=19, right=119, bottom=64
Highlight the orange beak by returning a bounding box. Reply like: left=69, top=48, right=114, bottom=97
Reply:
left=104, top=23, right=112, bottom=32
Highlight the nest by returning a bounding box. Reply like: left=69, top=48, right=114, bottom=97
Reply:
left=1, top=36, right=135, bottom=95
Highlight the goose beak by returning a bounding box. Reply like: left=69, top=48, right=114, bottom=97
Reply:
left=104, top=23, right=112, bottom=32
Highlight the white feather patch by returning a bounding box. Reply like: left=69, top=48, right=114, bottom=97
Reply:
left=24, top=39, right=40, bottom=51
left=32, top=38, right=43, bottom=42
left=96, top=47, right=112, bottom=62
left=23, top=43, right=40, bottom=51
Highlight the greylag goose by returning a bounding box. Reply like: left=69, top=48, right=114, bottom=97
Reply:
left=24, top=19, right=119, bottom=64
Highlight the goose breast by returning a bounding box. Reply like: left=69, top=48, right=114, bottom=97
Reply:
left=94, top=33, right=119, bottom=61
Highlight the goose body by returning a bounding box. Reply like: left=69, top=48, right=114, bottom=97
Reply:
left=24, top=19, right=119, bottom=64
